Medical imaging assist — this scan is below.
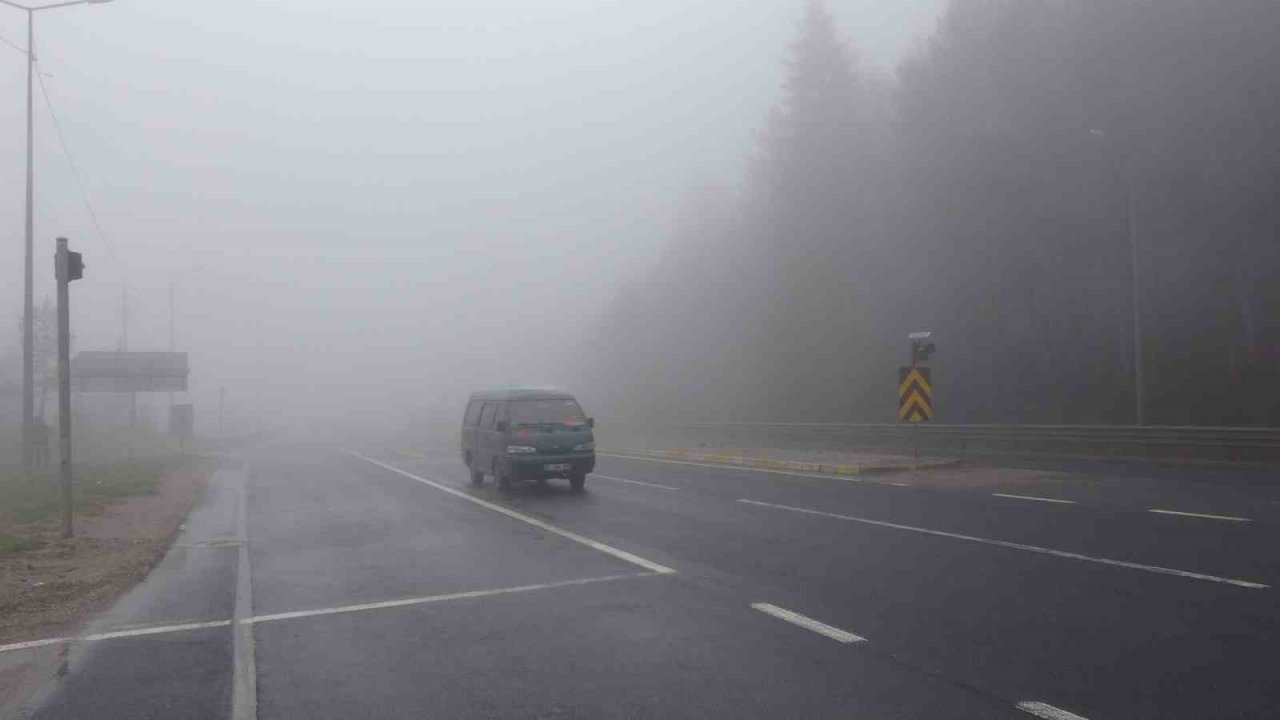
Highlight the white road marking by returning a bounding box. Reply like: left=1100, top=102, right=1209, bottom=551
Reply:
left=0, top=574, right=658, bottom=655
left=0, top=620, right=234, bottom=654
left=232, top=467, right=258, bottom=720
left=348, top=452, right=677, bottom=575
left=993, top=493, right=1077, bottom=505
left=86, top=620, right=233, bottom=642
left=590, top=474, right=679, bottom=491
left=751, top=603, right=866, bottom=643
left=247, top=572, right=651, bottom=625
left=599, top=452, right=908, bottom=487
left=1148, top=508, right=1250, bottom=522
left=1016, top=700, right=1091, bottom=719
left=738, top=498, right=1269, bottom=589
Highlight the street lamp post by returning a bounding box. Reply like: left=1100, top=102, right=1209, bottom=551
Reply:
left=1, top=0, right=114, bottom=481
left=168, top=266, right=201, bottom=419
left=1090, top=128, right=1145, bottom=426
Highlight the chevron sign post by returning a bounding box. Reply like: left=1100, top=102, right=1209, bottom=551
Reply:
left=898, top=366, right=933, bottom=423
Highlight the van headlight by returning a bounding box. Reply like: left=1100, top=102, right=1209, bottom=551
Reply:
left=573, top=442, right=595, bottom=452
left=506, top=446, right=538, bottom=454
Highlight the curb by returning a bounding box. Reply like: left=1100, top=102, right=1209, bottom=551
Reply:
left=605, top=449, right=958, bottom=477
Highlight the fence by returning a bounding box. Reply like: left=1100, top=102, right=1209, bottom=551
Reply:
left=597, top=422, right=1280, bottom=465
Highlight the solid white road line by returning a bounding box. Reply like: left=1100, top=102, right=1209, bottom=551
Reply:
left=751, top=603, right=866, bottom=644
left=0, top=574, right=657, bottom=655
left=0, top=620, right=235, bottom=654
left=1148, top=508, right=1251, bottom=522
left=992, top=493, right=1077, bottom=505
left=599, top=452, right=907, bottom=487
left=232, top=467, right=258, bottom=720
left=247, top=573, right=651, bottom=625
left=590, top=474, right=680, bottom=491
left=1016, top=700, right=1092, bottom=719
left=348, top=451, right=677, bottom=575
left=738, top=498, right=1269, bottom=589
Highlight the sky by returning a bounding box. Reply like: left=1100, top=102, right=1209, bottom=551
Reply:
left=0, top=0, right=946, bottom=433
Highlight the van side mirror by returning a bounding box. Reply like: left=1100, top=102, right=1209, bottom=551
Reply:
left=496, top=421, right=509, bottom=432
left=587, top=418, right=595, bottom=428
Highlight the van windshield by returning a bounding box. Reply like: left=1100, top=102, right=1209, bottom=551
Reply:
left=509, top=399, right=587, bottom=426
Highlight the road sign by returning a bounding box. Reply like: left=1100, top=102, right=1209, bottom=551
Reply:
left=72, top=351, right=189, bottom=392
left=898, top=366, right=933, bottom=423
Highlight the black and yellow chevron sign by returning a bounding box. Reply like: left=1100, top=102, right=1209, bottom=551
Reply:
left=898, top=366, right=933, bottom=423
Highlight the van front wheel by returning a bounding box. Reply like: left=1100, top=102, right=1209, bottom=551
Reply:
left=569, top=473, right=586, bottom=493
left=469, top=461, right=484, bottom=486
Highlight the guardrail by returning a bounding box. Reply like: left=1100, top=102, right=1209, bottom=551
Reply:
left=598, top=422, right=1280, bottom=465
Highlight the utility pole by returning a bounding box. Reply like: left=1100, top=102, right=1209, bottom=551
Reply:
left=55, top=237, right=83, bottom=539
left=1089, top=129, right=1145, bottom=426
left=20, top=9, right=34, bottom=482
left=1126, top=161, right=1145, bottom=426
left=169, top=278, right=174, bottom=416
left=120, top=284, right=136, bottom=429
left=1, top=0, right=118, bottom=482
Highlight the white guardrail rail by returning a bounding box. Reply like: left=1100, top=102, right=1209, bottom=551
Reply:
left=599, top=422, right=1280, bottom=465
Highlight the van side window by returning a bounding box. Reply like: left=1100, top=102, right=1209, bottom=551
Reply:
left=479, top=402, right=496, bottom=429
left=495, top=402, right=509, bottom=425
left=464, top=401, right=482, bottom=426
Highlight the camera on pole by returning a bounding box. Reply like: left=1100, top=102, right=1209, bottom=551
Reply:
left=908, top=330, right=935, bottom=366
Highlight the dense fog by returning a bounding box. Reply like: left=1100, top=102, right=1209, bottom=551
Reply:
left=3, top=0, right=1278, bottom=444
left=582, top=0, right=1280, bottom=428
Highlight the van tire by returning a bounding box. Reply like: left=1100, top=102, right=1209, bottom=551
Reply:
left=469, top=462, right=484, bottom=486
left=495, top=461, right=513, bottom=491
left=569, top=473, right=586, bottom=492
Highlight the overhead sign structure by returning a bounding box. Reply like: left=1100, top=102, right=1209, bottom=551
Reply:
left=72, top=352, right=189, bottom=393
left=898, top=366, right=933, bottom=423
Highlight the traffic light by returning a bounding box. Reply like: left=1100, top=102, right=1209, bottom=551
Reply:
left=67, top=251, right=84, bottom=281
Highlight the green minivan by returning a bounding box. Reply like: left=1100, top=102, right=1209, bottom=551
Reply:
left=461, top=388, right=596, bottom=491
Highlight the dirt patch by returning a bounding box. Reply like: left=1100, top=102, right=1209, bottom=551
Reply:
left=0, top=459, right=215, bottom=647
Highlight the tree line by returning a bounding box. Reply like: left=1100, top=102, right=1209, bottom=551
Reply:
left=581, top=0, right=1280, bottom=427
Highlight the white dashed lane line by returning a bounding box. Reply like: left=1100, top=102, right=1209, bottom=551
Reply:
left=992, top=493, right=1077, bottom=505
left=738, top=498, right=1269, bottom=589
left=1016, top=700, right=1092, bottom=719
left=1148, top=508, right=1251, bottom=522
left=751, top=603, right=866, bottom=644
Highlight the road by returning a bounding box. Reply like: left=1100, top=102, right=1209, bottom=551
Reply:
left=7, top=442, right=1280, bottom=719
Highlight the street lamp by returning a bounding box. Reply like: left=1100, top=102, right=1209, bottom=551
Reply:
left=1090, top=128, right=1145, bottom=426
left=1, top=0, right=115, bottom=480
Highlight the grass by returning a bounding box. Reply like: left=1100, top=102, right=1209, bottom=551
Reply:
left=0, top=455, right=183, bottom=555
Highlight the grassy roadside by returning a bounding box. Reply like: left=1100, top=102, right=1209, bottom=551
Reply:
left=0, top=457, right=182, bottom=557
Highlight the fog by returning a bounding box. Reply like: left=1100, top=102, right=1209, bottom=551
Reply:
left=0, top=0, right=943, bottom=436
left=7, top=0, right=1277, bottom=441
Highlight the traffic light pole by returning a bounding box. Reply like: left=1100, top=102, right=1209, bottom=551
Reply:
left=55, top=237, right=74, bottom=538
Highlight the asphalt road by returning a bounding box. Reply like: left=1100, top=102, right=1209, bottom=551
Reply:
left=8, top=442, right=1279, bottom=719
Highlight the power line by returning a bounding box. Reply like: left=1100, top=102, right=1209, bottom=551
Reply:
left=0, top=32, right=24, bottom=56
left=34, top=52, right=119, bottom=266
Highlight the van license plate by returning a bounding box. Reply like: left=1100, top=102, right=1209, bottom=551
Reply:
left=544, top=463, right=571, bottom=471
